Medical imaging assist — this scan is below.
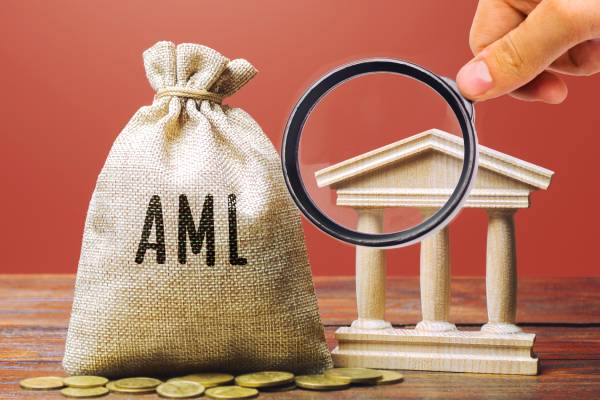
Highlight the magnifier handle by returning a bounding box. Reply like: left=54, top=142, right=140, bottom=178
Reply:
left=441, top=77, right=475, bottom=123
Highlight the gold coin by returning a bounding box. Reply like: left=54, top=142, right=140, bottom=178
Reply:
left=375, top=370, right=404, bottom=385
left=324, top=367, right=382, bottom=384
left=19, top=376, right=65, bottom=390
left=156, top=381, right=205, bottom=398
left=60, top=386, right=109, bottom=398
left=234, top=371, right=294, bottom=388
left=205, top=385, right=258, bottom=399
left=64, top=376, right=108, bottom=388
left=114, top=377, right=162, bottom=389
left=259, top=383, right=297, bottom=392
left=168, top=373, right=234, bottom=388
left=105, top=381, right=156, bottom=394
left=295, top=374, right=350, bottom=391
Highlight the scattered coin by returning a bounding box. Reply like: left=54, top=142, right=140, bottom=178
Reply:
left=235, top=371, right=294, bottom=388
left=60, top=386, right=109, bottom=398
left=259, top=382, right=297, bottom=392
left=168, top=373, right=234, bottom=388
left=19, top=376, right=65, bottom=390
left=205, top=385, right=259, bottom=399
left=375, top=370, right=404, bottom=385
left=295, top=374, right=351, bottom=391
left=324, top=367, right=382, bottom=384
left=157, top=380, right=205, bottom=398
left=105, top=381, right=156, bottom=394
left=21, top=368, right=401, bottom=396
left=63, top=376, right=108, bottom=388
left=114, top=377, right=162, bottom=389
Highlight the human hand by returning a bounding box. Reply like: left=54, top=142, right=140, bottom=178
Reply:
left=456, top=0, right=600, bottom=103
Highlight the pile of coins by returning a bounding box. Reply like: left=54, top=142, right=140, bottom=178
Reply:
left=19, top=368, right=403, bottom=398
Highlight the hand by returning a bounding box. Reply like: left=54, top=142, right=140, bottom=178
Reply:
left=456, top=0, right=600, bottom=103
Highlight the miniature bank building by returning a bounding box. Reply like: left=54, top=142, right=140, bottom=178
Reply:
left=315, top=129, right=553, bottom=375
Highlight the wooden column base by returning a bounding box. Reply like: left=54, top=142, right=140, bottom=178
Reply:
left=331, top=326, right=538, bottom=375
left=351, top=318, right=392, bottom=330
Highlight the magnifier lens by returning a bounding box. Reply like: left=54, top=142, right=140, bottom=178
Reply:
left=298, top=71, right=465, bottom=238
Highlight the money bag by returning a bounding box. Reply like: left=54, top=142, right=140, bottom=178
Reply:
left=63, top=41, right=332, bottom=377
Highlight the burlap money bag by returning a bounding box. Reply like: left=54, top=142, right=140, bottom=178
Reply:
left=63, top=41, right=332, bottom=377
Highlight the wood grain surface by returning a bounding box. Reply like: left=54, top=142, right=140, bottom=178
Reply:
left=1, top=275, right=599, bottom=399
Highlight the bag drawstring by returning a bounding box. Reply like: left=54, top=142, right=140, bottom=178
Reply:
left=155, top=87, right=223, bottom=104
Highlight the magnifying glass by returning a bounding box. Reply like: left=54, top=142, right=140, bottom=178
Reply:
left=282, top=59, right=478, bottom=248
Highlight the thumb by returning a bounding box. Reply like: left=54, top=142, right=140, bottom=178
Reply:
left=457, top=0, right=593, bottom=102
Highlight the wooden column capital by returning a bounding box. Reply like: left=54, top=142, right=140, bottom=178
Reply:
left=487, top=208, right=518, bottom=217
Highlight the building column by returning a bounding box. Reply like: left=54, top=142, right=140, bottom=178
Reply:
left=415, top=208, right=456, bottom=332
left=351, top=208, right=392, bottom=330
left=481, top=208, right=521, bottom=334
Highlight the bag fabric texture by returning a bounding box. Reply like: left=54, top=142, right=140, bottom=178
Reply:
left=63, top=41, right=332, bottom=377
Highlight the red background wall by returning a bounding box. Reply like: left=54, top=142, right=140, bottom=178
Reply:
left=1, top=0, right=599, bottom=276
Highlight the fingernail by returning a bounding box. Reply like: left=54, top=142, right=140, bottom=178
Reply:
left=457, top=59, right=493, bottom=97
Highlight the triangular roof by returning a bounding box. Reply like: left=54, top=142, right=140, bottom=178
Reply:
left=315, top=129, right=553, bottom=190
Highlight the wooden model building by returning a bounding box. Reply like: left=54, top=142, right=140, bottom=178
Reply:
left=315, top=129, right=554, bottom=375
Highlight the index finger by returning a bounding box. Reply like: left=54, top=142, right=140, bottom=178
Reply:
left=469, top=0, right=538, bottom=54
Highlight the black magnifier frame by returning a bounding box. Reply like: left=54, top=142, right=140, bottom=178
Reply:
left=281, top=59, right=478, bottom=248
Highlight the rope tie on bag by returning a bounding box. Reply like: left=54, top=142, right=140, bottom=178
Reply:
left=155, top=86, right=223, bottom=104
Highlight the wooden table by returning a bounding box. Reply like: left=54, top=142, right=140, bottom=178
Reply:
left=1, top=275, right=599, bottom=399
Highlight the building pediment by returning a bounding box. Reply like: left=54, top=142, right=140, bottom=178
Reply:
left=315, top=129, right=554, bottom=209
